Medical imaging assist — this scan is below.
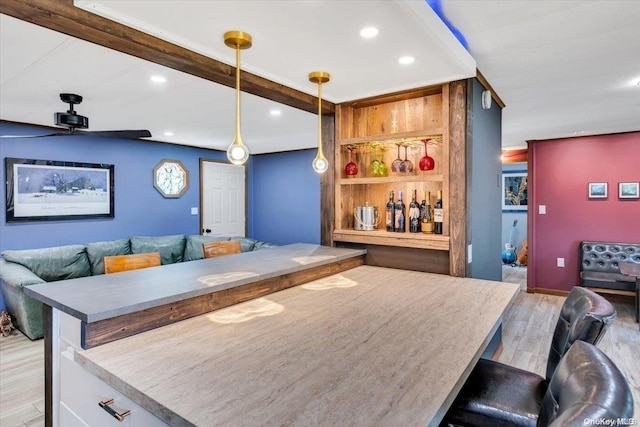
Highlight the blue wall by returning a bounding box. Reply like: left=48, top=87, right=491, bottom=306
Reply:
left=251, top=150, right=321, bottom=245
left=0, top=122, right=321, bottom=311
left=0, top=122, right=225, bottom=251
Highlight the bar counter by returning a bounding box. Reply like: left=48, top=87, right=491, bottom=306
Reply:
left=73, top=265, right=519, bottom=426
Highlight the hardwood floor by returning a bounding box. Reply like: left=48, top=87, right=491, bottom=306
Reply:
left=0, top=269, right=637, bottom=425
left=0, top=331, right=44, bottom=427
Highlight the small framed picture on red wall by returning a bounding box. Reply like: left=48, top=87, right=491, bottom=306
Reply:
left=588, top=182, right=608, bottom=199
left=618, top=182, right=639, bottom=199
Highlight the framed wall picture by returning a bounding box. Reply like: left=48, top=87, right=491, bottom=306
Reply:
left=618, top=182, right=639, bottom=199
left=502, top=171, right=528, bottom=211
left=5, top=157, right=114, bottom=222
left=588, top=182, right=608, bottom=199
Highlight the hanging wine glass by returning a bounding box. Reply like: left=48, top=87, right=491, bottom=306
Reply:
left=369, top=144, right=382, bottom=176
left=419, top=139, right=435, bottom=171
left=401, top=143, right=413, bottom=173
left=369, top=144, right=387, bottom=177
left=345, top=145, right=358, bottom=177
left=379, top=145, right=389, bottom=176
left=391, top=142, right=403, bottom=173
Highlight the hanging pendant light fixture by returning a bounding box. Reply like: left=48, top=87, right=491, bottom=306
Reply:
left=309, top=71, right=330, bottom=174
left=224, top=31, right=252, bottom=165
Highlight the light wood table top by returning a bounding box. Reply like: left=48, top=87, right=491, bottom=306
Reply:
left=74, top=265, right=519, bottom=426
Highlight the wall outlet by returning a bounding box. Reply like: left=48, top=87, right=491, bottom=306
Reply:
left=190, top=207, right=198, bottom=215
left=557, top=257, right=565, bottom=268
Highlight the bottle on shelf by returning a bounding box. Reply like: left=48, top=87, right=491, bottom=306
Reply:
left=386, top=191, right=395, bottom=232
left=434, top=190, right=443, bottom=235
left=409, top=189, right=421, bottom=233
left=421, top=191, right=433, bottom=234
left=394, top=190, right=406, bottom=233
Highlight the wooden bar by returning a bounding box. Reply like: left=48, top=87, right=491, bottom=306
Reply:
left=82, top=256, right=363, bottom=348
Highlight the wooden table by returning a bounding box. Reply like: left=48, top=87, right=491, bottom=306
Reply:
left=74, top=265, right=519, bottom=426
left=618, top=262, right=640, bottom=326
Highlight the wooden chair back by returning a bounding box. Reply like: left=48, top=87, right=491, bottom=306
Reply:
left=203, top=240, right=242, bottom=259
left=104, top=252, right=161, bottom=274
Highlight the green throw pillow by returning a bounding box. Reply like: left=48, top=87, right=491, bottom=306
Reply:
left=85, top=239, right=131, bottom=275
left=130, top=235, right=186, bottom=265
left=183, top=235, right=231, bottom=261
left=2, top=245, right=90, bottom=282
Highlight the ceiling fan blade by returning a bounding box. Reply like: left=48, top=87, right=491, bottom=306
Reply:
left=0, top=132, right=62, bottom=139
left=83, top=130, right=152, bottom=139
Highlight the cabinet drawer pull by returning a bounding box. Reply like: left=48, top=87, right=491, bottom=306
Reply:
left=99, top=399, right=131, bottom=422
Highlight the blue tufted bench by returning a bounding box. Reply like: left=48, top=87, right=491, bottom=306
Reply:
left=579, top=241, right=639, bottom=324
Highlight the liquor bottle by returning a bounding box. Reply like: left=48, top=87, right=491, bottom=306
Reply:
left=421, top=191, right=433, bottom=234
left=409, top=189, right=421, bottom=233
left=385, top=191, right=395, bottom=232
left=434, top=190, right=443, bottom=235
left=395, top=190, right=406, bottom=232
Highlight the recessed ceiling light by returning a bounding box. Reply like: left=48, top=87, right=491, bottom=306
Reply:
left=150, top=75, right=167, bottom=84
left=164, top=131, right=174, bottom=136
left=360, top=27, right=379, bottom=39
left=398, top=56, right=415, bottom=65
left=270, top=109, right=282, bottom=116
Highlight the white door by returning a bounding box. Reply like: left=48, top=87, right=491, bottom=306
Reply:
left=201, top=160, right=245, bottom=237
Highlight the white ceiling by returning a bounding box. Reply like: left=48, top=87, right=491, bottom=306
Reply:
left=442, top=0, right=640, bottom=147
left=1, top=1, right=639, bottom=153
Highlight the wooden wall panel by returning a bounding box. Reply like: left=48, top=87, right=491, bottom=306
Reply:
left=336, top=243, right=450, bottom=275
left=448, top=81, right=467, bottom=277
left=320, top=115, right=335, bottom=246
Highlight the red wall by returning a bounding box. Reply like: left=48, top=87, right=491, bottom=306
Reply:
left=528, top=132, right=640, bottom=292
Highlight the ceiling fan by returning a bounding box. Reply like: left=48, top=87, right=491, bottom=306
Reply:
left=1, top=93, right=152, bottom=140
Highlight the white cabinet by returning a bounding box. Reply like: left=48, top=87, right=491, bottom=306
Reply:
left=53, top=309, right=168, bottom=427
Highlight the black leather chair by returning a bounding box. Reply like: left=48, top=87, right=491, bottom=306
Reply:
left=441, top=286, right=617, bottom=427
left=538, top=341, right=633, bottom=426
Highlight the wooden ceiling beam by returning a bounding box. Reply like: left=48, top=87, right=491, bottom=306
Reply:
left=0, top=0, right=334, bottom=115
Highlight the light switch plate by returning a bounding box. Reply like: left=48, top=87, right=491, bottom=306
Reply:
left=190, top=207, right=198, bottom=215
left=557, top=257, right=565, bottom=267
left=539, top=205, right=546, bottom=214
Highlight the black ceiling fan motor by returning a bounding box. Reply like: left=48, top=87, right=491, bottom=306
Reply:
left=54, top=93, right=89, bottom=131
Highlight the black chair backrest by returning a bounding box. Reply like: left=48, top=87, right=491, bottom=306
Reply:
left=546, top=286, right=616, bottom=381
left=538, top=341, right=633, bottom=426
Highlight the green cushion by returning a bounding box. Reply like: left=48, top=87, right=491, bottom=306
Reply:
left=86, top=239, right=131, bottom=275
left=183, top=235, right=231, bottom=261
left=253, top=241, right=279, bottom=250
left=2, top=245, right=90, bottom=282
left=130, top=235, right=186, bottom=265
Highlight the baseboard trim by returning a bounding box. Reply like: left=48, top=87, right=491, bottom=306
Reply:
left=528, top=287, right=569, bottom=297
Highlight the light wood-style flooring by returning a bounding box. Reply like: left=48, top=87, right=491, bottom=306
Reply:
left=0, top=267, right=637, bottom=426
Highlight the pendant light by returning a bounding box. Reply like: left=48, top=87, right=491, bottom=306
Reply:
left=224, top=31, right=252, bottom=165
left=309, top=71, right=330, bottom=174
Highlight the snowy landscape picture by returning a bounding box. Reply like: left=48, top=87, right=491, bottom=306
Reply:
left=6, top=158, right=114, bottom=222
